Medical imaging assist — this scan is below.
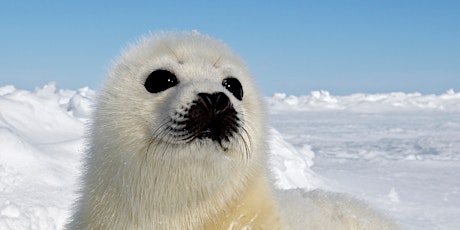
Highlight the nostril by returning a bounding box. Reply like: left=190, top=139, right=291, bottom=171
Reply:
left=198, top=92, right=230, bottom=114
left=198, top=93, right=213, bottom=109
left=213, top=92, right=230, bottom=112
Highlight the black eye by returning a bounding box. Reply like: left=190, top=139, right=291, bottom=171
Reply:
left=222, top=77, right=243, bottom=101
left=144, top=69, right=179, bottom=93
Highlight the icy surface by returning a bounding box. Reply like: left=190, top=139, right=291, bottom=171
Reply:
left=1, top=84, right=459, bottom=229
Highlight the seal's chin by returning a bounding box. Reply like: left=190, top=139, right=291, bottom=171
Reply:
left=191, top=136, right=231, bottom=152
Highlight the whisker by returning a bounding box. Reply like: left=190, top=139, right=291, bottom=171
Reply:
left=163, top=44, right=183, bottom=64
left=145, top=116, right=174, bottom=158
left=213, top=55, right=222, bottom=68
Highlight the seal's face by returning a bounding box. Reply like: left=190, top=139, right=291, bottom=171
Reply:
left=144, top=69, right=243, bottom=150
left=102, top=32, right=264, bottom=159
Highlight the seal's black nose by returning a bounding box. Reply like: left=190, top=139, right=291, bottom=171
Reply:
left=198, top=92, right=230, bottom=114
left=186, top=92, right=238, bottom=143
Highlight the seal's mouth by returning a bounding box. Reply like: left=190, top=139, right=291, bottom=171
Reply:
left=169, top=92, right=240, bottom=148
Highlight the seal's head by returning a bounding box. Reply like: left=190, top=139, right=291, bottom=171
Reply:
left=70, top=32, right=270, bottom=229
left=95, top=32, right=264, bottom=160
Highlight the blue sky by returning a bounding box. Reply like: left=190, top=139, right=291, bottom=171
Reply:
left=0, top=1, right=459, bottom=95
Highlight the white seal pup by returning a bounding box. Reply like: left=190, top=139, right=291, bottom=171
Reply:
left=66, top=32, right=399, bottom=229
left=67, top=31, right=283, bottom=229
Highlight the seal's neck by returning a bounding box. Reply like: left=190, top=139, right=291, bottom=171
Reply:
left=107, top=142, right=257, bottom=228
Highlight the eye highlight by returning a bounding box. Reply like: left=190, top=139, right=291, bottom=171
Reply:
left=144, top=69, right=179, bottom=93
left=222, top=77, right=243, bottom=101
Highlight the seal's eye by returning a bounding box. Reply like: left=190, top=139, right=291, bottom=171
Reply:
left=222, top=77, right=243, bottom=101
left=144, top=69, right=179, bottom=93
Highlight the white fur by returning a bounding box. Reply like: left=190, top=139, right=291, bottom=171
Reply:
left=66, top=32, right=399, bottom=229
left=277, top=189, right=400, bottom=230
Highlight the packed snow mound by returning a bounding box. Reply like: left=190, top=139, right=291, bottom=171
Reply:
left=268, top=128, right=322, bottom=190
left=0, top=83, right=95, bottom=229
left=267, top=89, right=460, bottom=112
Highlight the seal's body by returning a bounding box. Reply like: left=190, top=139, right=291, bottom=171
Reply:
left=67, top=32, right=398, bottom=230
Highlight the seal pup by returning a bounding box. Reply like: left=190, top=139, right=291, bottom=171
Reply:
left=66, top=31, right=399, bottom=230
left=66, top=31, right=284, bottom=229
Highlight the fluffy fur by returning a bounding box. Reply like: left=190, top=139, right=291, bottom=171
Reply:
left=277, top=189, right=400, bottom=230
left=66, top=32, right=398, bottom=229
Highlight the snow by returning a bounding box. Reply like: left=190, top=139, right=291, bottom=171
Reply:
left=1, top=83, right=459, bottom=229
left=267, top=89, right=460, bottom=113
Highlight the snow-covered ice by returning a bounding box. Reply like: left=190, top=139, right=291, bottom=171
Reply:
left=1, top=83, right=459, bottom=229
